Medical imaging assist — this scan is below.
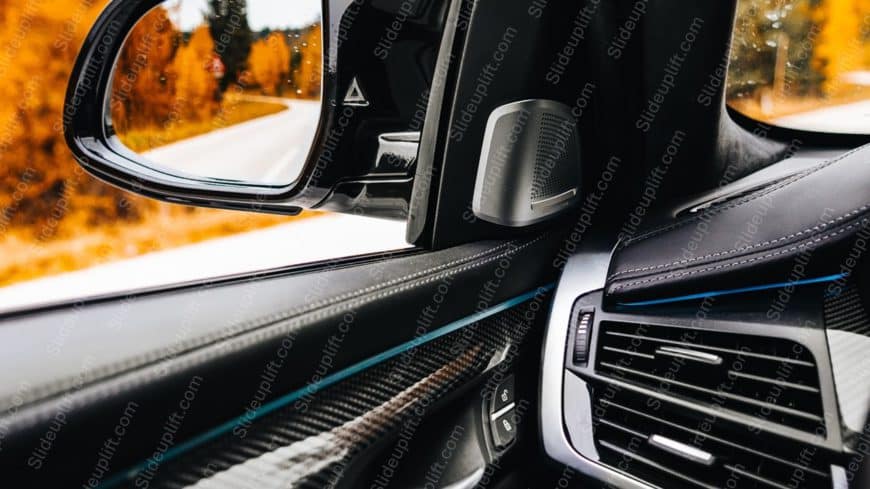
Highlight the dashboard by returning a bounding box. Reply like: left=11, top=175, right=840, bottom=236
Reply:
left=540, top=149, right=870, bottom=489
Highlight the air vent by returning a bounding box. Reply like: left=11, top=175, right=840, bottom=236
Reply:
left=595, top=321, right=825, bottom=435
left=591, top=388, right=835, bottom=489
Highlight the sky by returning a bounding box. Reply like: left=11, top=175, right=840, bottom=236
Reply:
left=168, top=0, right=321, bottom=32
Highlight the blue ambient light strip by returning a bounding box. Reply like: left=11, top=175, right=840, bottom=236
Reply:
left=101, top=283, right=555, bottom=488
left=618, top=273, right=847, bottom=307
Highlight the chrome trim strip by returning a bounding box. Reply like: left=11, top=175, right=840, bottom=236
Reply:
left=648, top=434, right=715, bottom=466
left=490, top=402, right=515, bottom=421
left=598, top=440, right=717, bottom=489
left=655, top=346, right=723, bottom=365
left=832, top=465, right=848, bottom=489
left=604, top=330, right=814, bottom=366
left=602, top=346, right=655, bottom=360
left=531, top=188, right=577, bottom=210
left=379, top=131, right=421, bottom=143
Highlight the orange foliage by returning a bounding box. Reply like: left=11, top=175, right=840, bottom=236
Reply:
left=248, top=32, right=291, bottom=95
left=291, top=24, right=322, bottom=99
left=111, top=12, right=221, bottom=136
left=0, top=1, right=294, bottom=285
left=813, top=0, right=870, bottom=95
left=170, top=24, right=221, bottom=122
left=247, top=24, right=322, bottom=98
left=0, top=0, right=138, bottom=241
left=110, top=6, right=178, bottom=134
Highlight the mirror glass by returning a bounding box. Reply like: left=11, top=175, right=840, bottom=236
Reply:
left=108, top=0, right=322, bottom=186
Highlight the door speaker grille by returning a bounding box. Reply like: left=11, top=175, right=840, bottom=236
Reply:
left=532, top=112, right=572, bottom=201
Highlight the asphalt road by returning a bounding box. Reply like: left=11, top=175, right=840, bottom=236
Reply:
left=143, top=97, right=321, bottom=185
left=774, top=99, right=870, bottom=134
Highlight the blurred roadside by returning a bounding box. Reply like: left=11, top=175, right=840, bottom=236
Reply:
left=0, top=0, right=321, bottom=287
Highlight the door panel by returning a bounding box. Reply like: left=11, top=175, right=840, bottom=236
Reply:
left=0, top=233, right=562, bottom=488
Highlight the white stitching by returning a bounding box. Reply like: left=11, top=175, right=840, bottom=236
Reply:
left=616, top=144, right=868, bottom=249
left=0, top=235, right=548, bottom=412
left=0, top=241, right=519, bottom=408
left=610, top=219, right=868, bottom=291
left=608, top=204, right=870, bottom=279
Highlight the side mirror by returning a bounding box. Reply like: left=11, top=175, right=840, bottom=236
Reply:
left=65, top=0, right=439, bottom=218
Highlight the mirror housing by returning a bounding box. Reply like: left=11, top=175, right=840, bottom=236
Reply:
left=65, top=0, right=443, bottom=218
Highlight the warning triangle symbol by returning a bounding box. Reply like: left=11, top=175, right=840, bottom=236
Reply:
left=343, top=78, right=369, bottom=107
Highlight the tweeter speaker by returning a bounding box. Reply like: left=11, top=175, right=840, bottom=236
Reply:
left=472, top=99, right=582, bottom=227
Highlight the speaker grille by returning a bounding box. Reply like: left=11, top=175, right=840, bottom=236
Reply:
left=532, top=112, right=573, bottom=201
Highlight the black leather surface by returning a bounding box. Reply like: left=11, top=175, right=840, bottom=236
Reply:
left=605, top=144, right=870, bottom=304
left=0, top=233, right=561, bottom=487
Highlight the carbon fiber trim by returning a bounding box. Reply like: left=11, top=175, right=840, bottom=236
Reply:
left=107, top=291, right=550, bottom=489
left=824, top=283, right=870, bottom=433
left=824, top=284, right=870, bottom=334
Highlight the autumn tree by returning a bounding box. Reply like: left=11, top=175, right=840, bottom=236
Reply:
left=290, top=23, right=322, bottom=99
left=169, top=25, right=221, bottom=124
left=813, top=0, right=870, bottom=95
left=0, top=0, right=294, bottom=284
left=248, top=31, right=291, bottom=95
left=0, top=0, right=154, bottom=235
left=207, top=0, right=253, bottom=90
left=110, top=6, right=179, bottom=133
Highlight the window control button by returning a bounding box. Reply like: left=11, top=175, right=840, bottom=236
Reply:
left=492, top=375, right=515, bottom=413
left=491, top=407, right=517, bottom=448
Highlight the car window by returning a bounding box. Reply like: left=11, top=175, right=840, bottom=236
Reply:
left=0, top=1, right=408, bottom=312
left=728, top=0, right=869, bottom=134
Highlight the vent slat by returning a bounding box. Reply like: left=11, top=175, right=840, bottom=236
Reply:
left=599, top=361, right=823, bottom=423
left=598, top=440, right=719, bottom=489
left=601, top=345, right=655, bottom=359
left=598, top=399, right=829, bottom=478
left=597, top=417, right=648, bottom=440
left=603, top=330, right=814, bottom=367
left=724, top=464, right=793, bottom=489
left=728, top=370, right=820, bottom=393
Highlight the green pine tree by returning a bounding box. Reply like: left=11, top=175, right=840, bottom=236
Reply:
left=207, top=0, right=253, bottom=91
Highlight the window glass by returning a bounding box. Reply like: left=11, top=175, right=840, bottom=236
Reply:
left=728, top=0, right=870, bottom=134
left=0, top=1, right=407, bottom=312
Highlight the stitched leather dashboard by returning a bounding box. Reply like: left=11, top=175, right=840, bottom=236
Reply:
left=605, top=144, right=870, bottom=304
